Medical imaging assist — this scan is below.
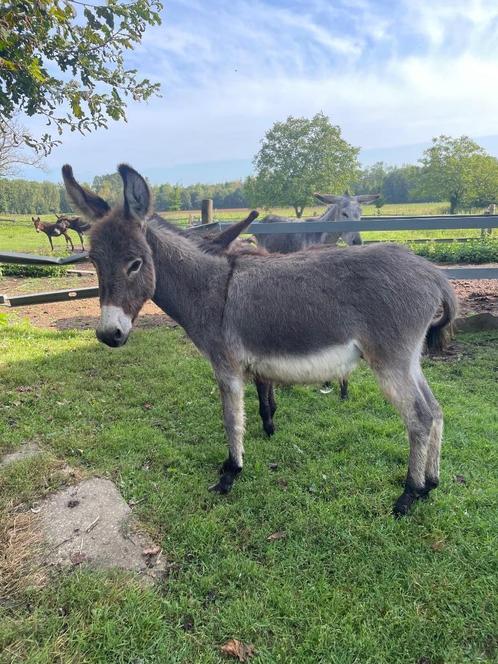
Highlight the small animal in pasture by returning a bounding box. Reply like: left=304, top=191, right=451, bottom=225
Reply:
left=63, top=163, right=457, bottom=517
left=56, top=214, right=91, bottom=250
left=32, top=216, right=74, bottom=252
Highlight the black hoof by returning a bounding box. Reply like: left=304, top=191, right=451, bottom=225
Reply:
left=208, top=477, right=233, bottom=494
left=417, top=477, right=440, bottom=501
left=209, top=457, right=242, bottom=494
left=393, top=491, right=417, bottom=517
left=263, top=421, right=275, bottom=436
left=425, top=477, right=439, bottom=491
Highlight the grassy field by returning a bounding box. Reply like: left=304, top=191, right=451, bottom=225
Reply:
left=1, top=203, right=496, bottom=254
left=1, top=318, right=497, bottom=663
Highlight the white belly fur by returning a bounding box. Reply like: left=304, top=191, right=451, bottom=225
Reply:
left=245, top=341, right=362, bottom=385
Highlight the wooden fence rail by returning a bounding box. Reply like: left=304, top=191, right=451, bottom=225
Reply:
left=1, top=215, right=497, bottom=307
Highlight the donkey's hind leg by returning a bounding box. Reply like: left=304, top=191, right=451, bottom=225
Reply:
left=339, top=378, right=349, bottom=400
left=374, top=363, right=436, bottom=516
left=416, top=372, right=443, bottom=494
left=209, top=373, right=245, bottom=494
left=255, top=379, right=276, bottom=436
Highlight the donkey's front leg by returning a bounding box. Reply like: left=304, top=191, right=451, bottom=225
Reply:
left=209, top=374, right=245, bottom=494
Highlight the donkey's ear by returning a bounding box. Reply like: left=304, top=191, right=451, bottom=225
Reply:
left=314, top=193, right=341, bottom=204
left=118, top=164, right=151, bottom=224
left=207, top=210, right=259, bottom=252
left=355, top=193, right=381, bottom=204
left=62, top=165, right=111, bottom=222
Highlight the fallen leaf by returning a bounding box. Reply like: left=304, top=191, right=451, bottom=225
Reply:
left=143, top=403, right=153, bottom=410
left=142, top=546, right=160, bottom=557
left=453, top=475, right=466, bottom=485
left=70, top=551, right=87, bottom=566
left=220, top=639, right=255, bottom=661
left=16, top=386, right=33, bottom=393
left=267, top=531, right=286, bottom=542
left=268, top=463, right=278, bottom=471
left=430, top=539, right=445, bottom=552
left=67, top=499, right=80, bottom=508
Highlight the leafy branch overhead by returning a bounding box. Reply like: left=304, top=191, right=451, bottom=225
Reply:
left=0, top=0, right=162, bottom=154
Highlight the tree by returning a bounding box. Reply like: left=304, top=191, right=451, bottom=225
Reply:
left=418, top=136, right=497, bottom=213
left=92, top=173, right=123, bottom=206
left=0, top=0, right=162, bottom=155
left=249, top=113, right=359, bottom=217
left=353, top=162, right=387, bottom=196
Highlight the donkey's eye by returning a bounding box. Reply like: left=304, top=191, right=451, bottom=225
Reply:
left=127, top=259, right=143, bottom=276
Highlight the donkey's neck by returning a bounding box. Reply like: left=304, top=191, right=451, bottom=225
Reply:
left=145, top=224, right=230, bottom=350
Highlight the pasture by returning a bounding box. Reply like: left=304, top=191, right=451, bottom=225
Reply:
left=1, top=203, right=497, bottom=663
left=1, top=202, right=496, bottom=255
left=1, top=320, right=497, bottom=663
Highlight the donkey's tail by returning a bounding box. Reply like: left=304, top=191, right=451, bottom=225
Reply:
left=426, top=278, right=458, bottom=352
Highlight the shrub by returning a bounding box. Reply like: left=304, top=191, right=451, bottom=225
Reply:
left=0, top=264, right=68, bottom=278
left=411, top=238, right=498, bottom=264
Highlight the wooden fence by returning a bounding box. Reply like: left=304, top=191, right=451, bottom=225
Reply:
left=1, top=214, right=497, bottom=307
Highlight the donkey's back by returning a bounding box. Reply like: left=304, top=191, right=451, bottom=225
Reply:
left=225, top=243, right=453, bottom=358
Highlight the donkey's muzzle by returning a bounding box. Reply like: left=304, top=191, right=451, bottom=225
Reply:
left=96, top=326, right=128, bottom=347
left=97, top=305, right=132, bottom=348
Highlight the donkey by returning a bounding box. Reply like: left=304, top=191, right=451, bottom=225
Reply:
left=32, top=216, right=74, bottom=252
left=63, top=163, right=457, bottom=517
left=257, top=192, right=380, bottom=402
left=56, top=214, right=91, bottom=250
left=257, top=192, right=380, bottom=254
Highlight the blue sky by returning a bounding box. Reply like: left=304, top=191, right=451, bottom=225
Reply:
left=22, top=0, right=498, bottom=183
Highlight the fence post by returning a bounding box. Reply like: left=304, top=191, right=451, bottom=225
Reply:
left=201, top=199, right=213, bottom=225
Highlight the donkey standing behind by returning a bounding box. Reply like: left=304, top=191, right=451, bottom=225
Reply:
left=32, top=216, right=74, bottom=252
left=63, top=164, right=457, bottom=517
left=257, top=192, right=380, bottom=407
left=56, top=214, right=91, bottom=250
left=257, top=192, right=380, bottom=253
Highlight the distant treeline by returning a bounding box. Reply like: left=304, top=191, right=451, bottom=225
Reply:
left=0, top=179, right=73, bottom=215
left=0, top=163, right=459, bottom=214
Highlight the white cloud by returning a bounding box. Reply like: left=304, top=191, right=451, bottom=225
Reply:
left=21, top=0, right=498, bottom=180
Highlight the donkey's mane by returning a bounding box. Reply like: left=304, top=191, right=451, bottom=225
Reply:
left=145, top=214, right=229, bottom=267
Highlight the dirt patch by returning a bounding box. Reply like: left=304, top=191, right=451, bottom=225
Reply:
left=451, top=279, right=498, bottom=317
left=38, top=478, right=167, bottom=581
left=455, top=312, right=498, bottom=333
left=0, top=441, right=41, bottom=468
left=5, top=297, right=176, bottom=331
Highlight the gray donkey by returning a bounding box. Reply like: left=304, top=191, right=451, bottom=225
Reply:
left=63, top=163, right=457, bottom=517
left=257, top=191, right=380, bottom=405
left=257, top=192, right=380, bottom=253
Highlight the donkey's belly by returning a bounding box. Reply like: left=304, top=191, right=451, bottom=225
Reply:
left=245, top=341, right=361, bottom=385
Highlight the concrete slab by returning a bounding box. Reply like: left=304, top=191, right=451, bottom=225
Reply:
left=39, top=477, right=166, bottom=581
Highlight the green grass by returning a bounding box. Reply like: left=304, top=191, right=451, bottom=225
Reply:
left=1, top=204, right=496, bottom=255
left=1, top=319, right=497, bottom=663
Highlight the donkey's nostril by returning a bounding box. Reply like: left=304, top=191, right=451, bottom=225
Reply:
left=114, top=328, right=123, bottom=340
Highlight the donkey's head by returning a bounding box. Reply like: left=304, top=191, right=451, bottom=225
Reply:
left=62, top=164, right=156, bottom=347
left=314, top=192, right=380, bottom=220
left=32, top=216, right=41, bottom=231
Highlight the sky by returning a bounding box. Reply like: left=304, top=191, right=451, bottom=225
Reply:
left=21, top=0, right=498, bottom=184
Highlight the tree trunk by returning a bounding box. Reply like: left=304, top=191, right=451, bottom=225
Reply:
left=449, top=192, right=459, bottom=214
left=294, top=205, right=304, bottom=218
